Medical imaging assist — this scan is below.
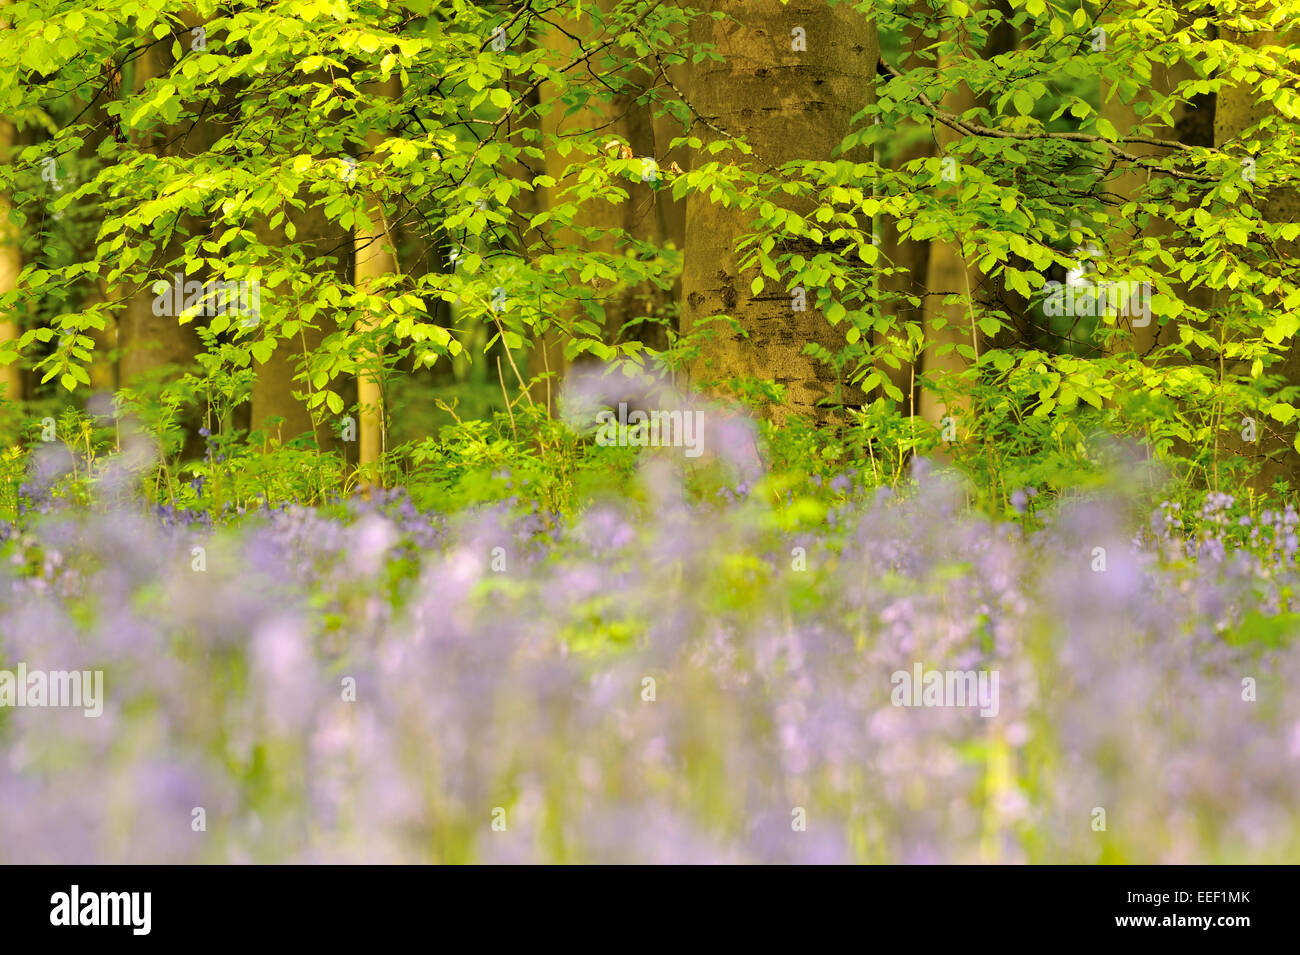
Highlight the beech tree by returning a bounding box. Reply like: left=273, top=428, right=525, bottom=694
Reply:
left=0, top=107, right=21, bottom=405
left=531, top=0, right=685, bottom=411
left=353, top=75, right=402, bottom=475
left=679, top=0, right=879, bottom=424
left=115, top=23, right=207, bottom=391
left=0, top=0, right=1298, bottom=492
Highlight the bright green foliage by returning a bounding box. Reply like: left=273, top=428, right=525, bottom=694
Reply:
left=1, top=0, right=1299, bottom=511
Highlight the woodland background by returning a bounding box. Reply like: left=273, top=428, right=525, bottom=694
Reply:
left=1, top=1, right=1300, bottom=865
left=0, top=0, right=1297, bottom=511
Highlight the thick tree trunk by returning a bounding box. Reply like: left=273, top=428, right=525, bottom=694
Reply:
left=250, top=198, right=349, bottom=449
left=74, top=57, right=132, bottom=393
left=1215, top=21, right=1300, bottom=489
left=115, top=26, right=205, bottom=390
left=249, top=65, right=351, bottom=451
left=680, top=0, right=877, bottom=424
left=529, top=1, right=686, bottom=412
left=1101, top=18, right=1213, bottom=357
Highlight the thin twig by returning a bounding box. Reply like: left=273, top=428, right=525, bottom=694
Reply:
left=878, top=59, right=1220, bottom=184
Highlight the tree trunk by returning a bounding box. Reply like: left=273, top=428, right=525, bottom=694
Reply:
left=875, top=18, right=932, bottom=413
left=1101, top=13, right=1213, bottom=358
left=73, top=54, right=134, bottom=394
left=115, top=26, right=206, bottom=390
left=1215, top=20, right=1300, bottom=489
left=917, top=10, right=1016, bottom=428
left=249, top=67, right=352, bottom=451
left=0, top=111, right=22, bottom=404
left=680, top=0, right=877, bottom=424
left=354, top=76, right=402, bottom=478
left=530, top=0, right=686, bottom=412
left=250, top=199, right=349, bottom=449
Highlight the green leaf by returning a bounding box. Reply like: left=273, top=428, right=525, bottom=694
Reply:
left=1264, top=313, right=1300, bottom=345
left=1005, top=268, right=1031, bottom=298
left=1269, top=403, right=1297, bottom=424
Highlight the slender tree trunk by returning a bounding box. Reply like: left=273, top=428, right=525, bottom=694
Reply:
left=0, top=111, right=22, bottom=404
left=875, top=18, right=932, bottom=412
left=354, top=76, right=402, bottom=478
left=917, top=10, right=1016, bottom=428
left=518, top=33, right=563, bottom=414
left=680, top=0, right=877, bottom=423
